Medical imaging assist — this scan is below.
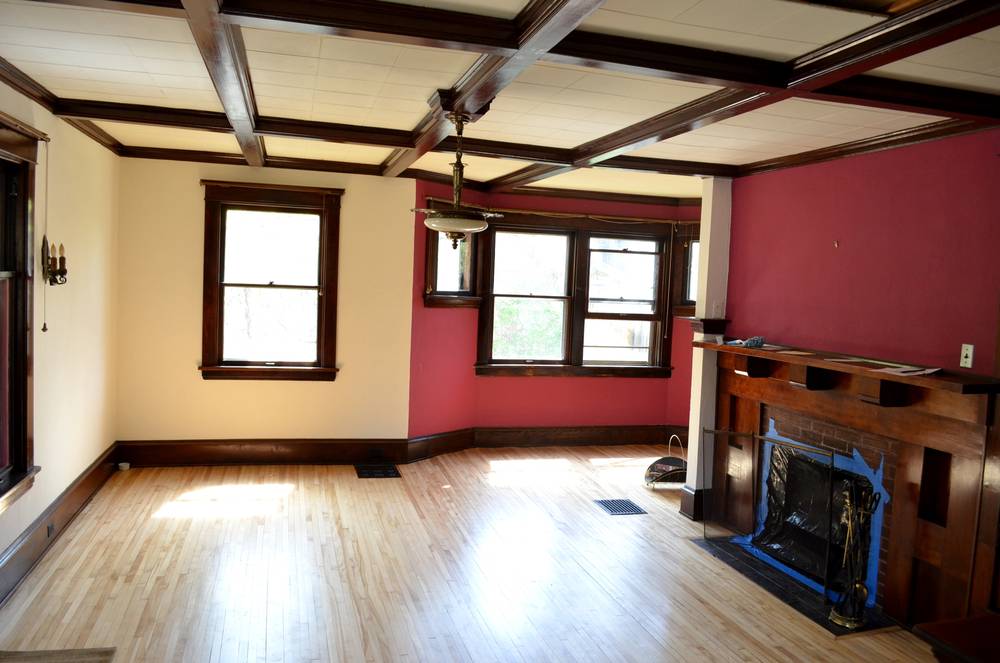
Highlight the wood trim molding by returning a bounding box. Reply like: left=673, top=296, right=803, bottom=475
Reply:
left=62, top=119, right=122, bottom=153
left=738, top=119, right=984, bottom=176
left=0, top=443, right=116, bottom=608
left=180, top=0, right=264, bottom=165
left=55, top=99, right=233, bottom=132
left=679, top=485, right=705, bottom=521
left=0, top=57, right=57, bottom=111
left=505, top=186, right=700, bottom=207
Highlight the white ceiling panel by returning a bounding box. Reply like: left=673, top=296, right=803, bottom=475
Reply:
left=581, top=0, right=884, bottom=60
left=411, top=152, right=535, bottom=181
left=385, top=0, right=529, bottom=19
left=871, top=26, right=1000, bottom=94
left=0, top=0, right=221, bottom=111
left=527, top=168, right=703, bottom=198
left=263, top=136, right=394, bottom=164
left=243, top=28, right=481, bottom=131
left=96, top=121, right=241, bottom=153
left=463, top=62, right=721, bottom=148
left=631, top=98, right=944, bottom=165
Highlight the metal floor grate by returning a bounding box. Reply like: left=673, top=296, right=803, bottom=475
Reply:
left=595, top=499, right=646, bottom=515
left=354, top=463, right=401, bottom=479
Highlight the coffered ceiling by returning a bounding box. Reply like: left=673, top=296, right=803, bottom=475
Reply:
left=580, top=0, right=885, bottom=59
left=0, top=0, right=996, bottom=202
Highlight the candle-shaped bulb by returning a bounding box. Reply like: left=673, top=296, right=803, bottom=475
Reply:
left=58, top=243, right=66, bottom=273
left=50, top=242, right=56, bottom=256
left=48, top=242, right=57, bottom=273
left=58, top=243, right=64, bottom=257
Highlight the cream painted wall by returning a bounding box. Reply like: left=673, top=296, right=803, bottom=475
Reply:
left=0, top=82, right=119, bottom=552
left=115, top=160, right=415, bottom=440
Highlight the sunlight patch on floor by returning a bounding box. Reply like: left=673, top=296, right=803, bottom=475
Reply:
left=486, top=458, right=574, bottom=487
left=153, top=483, right=295, bottom=519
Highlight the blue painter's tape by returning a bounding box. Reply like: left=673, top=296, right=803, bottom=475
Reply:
left=731, top=418, right=891, bottom=607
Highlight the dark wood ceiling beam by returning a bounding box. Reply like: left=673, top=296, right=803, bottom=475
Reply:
left=435, top=136, right=574, bottom=165
left=54, top=99, right=233, bottom=132
left=27, top=0, right=185, bottom=17
left=63, top=119, right=122, bottom=153
left=571, top=89, right=778, bottom=168
left=255, top=116, right=412, bottom=148
left=789, top=0, right=1000, bottom=90
left=0, top=56, right=57, bottom=111
left=381, top=0, right=606, bottom=178
left=219, top=0, right=518, bottom=56
left=737, top=118, right=984, bottom=175
left=601, top=155, right=739, bottom=177
left=544, top=31, right=788, bottom=90
left=181, top=0, right=264, bottom=166
left=506, top=186, right=699, bottom=207
left=806, top=75, right=1000, bottom=122
left=487, top=163, right=576, bottom=192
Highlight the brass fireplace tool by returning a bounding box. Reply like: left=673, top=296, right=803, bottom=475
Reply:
left=830, top=486, right=881, bottom=629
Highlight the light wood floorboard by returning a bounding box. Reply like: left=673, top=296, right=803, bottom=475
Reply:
left=0, top=446, right=934, bottom=662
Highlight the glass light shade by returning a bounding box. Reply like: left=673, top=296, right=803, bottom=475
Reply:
left=422, top=209, right=492, bottom=235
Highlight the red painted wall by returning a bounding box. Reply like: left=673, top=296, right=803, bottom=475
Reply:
left=727, top=128, right=1000, bottom=375
left=408, top=181, right=698, bottom=437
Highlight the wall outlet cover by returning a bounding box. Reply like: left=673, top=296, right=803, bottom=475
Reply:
left=960, top=344, right=974, bottom=369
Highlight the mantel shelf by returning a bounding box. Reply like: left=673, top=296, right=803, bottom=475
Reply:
left=693, top=340, right=1000, bottom=395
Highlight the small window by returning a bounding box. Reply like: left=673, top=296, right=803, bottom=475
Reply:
left=424, top=227, right=479, bottom=307
left=200, top=182, right=341, bottom=381
left=685, top=240, right=700, bottom=304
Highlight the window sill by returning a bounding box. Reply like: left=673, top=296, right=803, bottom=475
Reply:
left=199, top=366, right=339, bottom=381
left=475, top=364, right=671, bottom=378
left=424, top=293, right=481, bottom=308
left=0, top=466, right=41, bottom=518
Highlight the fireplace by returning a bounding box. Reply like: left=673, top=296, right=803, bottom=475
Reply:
left=692, top=337, right=1000, bottom=629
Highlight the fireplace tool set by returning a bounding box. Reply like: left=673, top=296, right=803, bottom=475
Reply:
left=830, top=485, right=881, bottom=629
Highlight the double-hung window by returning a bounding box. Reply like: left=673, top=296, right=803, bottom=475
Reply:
left=200, top=182, right=341, bottom=381
left=477, top=217, right=675, bottom=377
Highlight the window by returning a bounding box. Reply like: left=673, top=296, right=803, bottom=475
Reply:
left=477, top=216, right=676, bottom=377
left=200, top=182, right=341, bottom=381
left=0, top=124, right=40, bottom=513
left=671, top=224, right=700, bottom=315
left=423, top=227, right=479, bottom=307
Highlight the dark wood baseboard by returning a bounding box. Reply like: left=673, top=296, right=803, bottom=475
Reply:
left=474, top=425, right=685, bottom=448
left=120, top=425, right=687, bottom=467
left=679, top=485, right=704, bottom=521
left=0, top=442, right=116, bottom=608
left=116, top=438, right=411, bottom=467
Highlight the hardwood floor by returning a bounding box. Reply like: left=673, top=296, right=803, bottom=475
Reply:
left=0, top=446, right=933, bottom=662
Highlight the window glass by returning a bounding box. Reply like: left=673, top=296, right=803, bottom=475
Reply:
left=492, top=232, right=569, bottom=296
left=224, top=209, right=320, bottom=286
left=588, top=250, right=658, bottom=314
left=686, top=240, right=700, bottom=303
left=583, top=319, right=652, bottom=364
left=435, top=232, right=473, bottom=292
left=491, top=296, right=567, bottom=361
left=223, top=287, right=318, bottom=362
left=589, top=237, right=657, bottom=253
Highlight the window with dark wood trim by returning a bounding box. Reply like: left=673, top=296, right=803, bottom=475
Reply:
left=671, top=223, right=700, bottom=318
left=200, top=181, right=342, bottom=381
left=423, top=227, right=480, bottom=308
left=0, top=112, right=42, bottom=515
left=475, top=213, right=681, bottom=378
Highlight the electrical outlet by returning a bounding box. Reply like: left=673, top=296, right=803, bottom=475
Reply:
left=960, top=344, right=974, bottom=369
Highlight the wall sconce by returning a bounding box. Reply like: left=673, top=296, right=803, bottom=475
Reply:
left=41, top=234, right=67, bottom=286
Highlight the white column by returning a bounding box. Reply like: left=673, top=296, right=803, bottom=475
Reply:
left=684, top=177, right=732, bottom=503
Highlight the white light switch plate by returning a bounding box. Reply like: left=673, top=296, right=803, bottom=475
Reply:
left=960, top=344, right=974, bottom=368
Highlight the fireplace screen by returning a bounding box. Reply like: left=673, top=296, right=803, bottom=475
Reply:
left=753, top=443, right=874, bottom=589
left=701, top=426, right=885, bottom=607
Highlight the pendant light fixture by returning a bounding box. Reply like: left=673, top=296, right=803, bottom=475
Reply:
left=414, top=112, right=501, bottom=249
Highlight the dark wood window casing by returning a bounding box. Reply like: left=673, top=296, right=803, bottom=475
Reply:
left=475, top=212, right=686, bottom=378
left=671, top=223, right=700, bottom=318
left=200, top=181, right=342, bottom=381
left=0, top=110, right=43, bottom=516
left=422, top=198, right=481, bottom=308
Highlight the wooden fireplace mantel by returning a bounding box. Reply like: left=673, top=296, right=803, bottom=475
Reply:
left=693, top=340, right=1000, bottom=396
